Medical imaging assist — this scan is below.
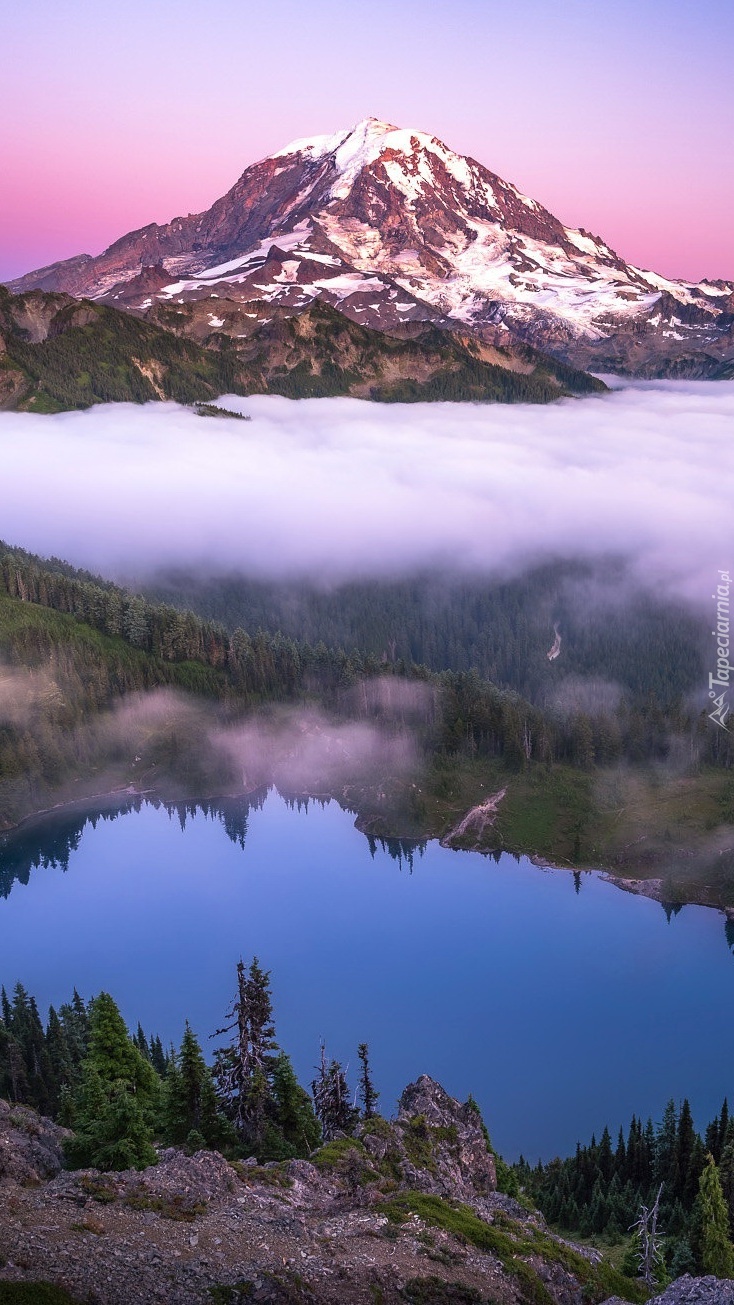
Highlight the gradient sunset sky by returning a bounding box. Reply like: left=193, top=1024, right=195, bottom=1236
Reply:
left=2, top=0, right=732, bottom=284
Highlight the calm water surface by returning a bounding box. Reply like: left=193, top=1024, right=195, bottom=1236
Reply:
left=1, top=792, right=733, bottom=1161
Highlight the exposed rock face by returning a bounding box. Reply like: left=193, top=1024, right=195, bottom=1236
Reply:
left=393, top=1074, right=497, bottom=1198
left=0, top=360, right=27, bottom=409
left=0, top=1098, right=68, bottom=1185
left=603, top=1277, right=734, bottom=1305
left=650, top=1278, right=734, bottom=1304
left=0, top=1084, right=626, bottom=1305
left=6, top=117, right=732, bottom=377
left=0, top=282, right=601, bottom=415
left=6, top=1085, right=719, bottom=1305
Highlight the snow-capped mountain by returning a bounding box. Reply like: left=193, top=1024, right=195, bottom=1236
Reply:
left=8, top=118, right=733, bottom=375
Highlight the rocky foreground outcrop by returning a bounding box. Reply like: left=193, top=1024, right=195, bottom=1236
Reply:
left=0, top=1098, right=70, bottom=1185
left=0, top=1076, right=727, bottom=1305
left=604, top=1277, right=734, bottom=1305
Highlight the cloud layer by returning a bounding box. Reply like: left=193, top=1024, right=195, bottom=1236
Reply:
left=1, top=381, right=732, bottom=603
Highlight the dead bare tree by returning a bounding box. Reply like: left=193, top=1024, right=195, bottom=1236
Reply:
left=631, top=1183, right=665, bottom=1286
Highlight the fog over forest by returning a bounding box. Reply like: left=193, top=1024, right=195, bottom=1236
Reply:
left=1, top=381, right=731, bottom=604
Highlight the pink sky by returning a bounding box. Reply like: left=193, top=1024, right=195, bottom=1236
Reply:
left=2, top=0, right=732, bottom=284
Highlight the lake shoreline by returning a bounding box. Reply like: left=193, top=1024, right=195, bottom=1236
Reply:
left=3, top=780, right=733, bottom=922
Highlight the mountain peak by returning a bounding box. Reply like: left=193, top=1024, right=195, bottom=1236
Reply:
left=273, top=117, right=476, bottom=204
left=6, top=117, right=733, bottom=378
left=272, top=116, right=403, bottom=189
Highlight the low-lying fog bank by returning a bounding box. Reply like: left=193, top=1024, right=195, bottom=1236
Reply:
left=1, top=381, right=732, bottom=603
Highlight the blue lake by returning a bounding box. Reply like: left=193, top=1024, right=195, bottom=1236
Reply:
left=1, top=791, right=733, bottom=1161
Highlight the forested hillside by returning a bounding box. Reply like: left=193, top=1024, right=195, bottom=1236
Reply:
left=0, top=287, right=240, bottom=411
left=1, top=542, right=732, bottom=902
left=142, top=562, right=707, bottom=705
left=0, top=288, right=601, bottom=412
left=520, top=1097, right=734, bottom=1282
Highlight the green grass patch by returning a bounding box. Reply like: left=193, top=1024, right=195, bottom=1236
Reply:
left=208, top=1286, right=255, bottom=1305
left=233, top=1162, right=292, bottom=1188
left=399, top=1278, right=490, bottom=1304
left=382, top=1193, right=649, bottom=1305
left=125, top=1190, right=206, bottom=1221
left=312, top=1136, right=367, bottom=1170
left=0, top=1287, right=80, bottom=1305
left=77, top=1174, right=117, bottom=1204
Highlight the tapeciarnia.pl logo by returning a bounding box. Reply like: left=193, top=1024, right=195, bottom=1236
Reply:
left=709, top=569, right=731, bottom=731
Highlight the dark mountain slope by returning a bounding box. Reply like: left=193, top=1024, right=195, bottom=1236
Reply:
left=0, top=287, right=238, bottom=411
left=0, top=288, right=602, bottom=412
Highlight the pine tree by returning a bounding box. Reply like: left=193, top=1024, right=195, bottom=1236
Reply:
left=134, top=1023, right=151, bottom=1061
left=164, top=1023, right=231, bottom=1152
left=705, top=1100, right=730, bottom=1166
left=655, top=1099, right=679, bottom=1193
left=213, top=958, right=278, bottom=1152
left=64, top=992, right=160, bottom=1171
left=357, top=1043, right=379, bottom=1119
left=6, top=985, right=54, bottom=1114
left=0, top=1015, right=28, bottom=1104
left=58, top=990, right=90, bottom=1069
left=66, top=1074, right=158, bottom=1172
left=615, top=1126, right=626, bottom=1174
left=45, top=1006, right=74, bottom=1113
left=149, top=1035, right=169, bottom=1079
left=598, top=1125, right=613, bottom=1183
left=698, top=1153, right=734, bottom=1277
left=667, top=1236, right=696, bottom=1278
left=312, top=1043, right=359, bottom=1142
left=263, top=1053, right=321, bottom=1159
left=677, top=1098, right=700, bottom=1203
left=719, top=1124, right=734, bottom=1236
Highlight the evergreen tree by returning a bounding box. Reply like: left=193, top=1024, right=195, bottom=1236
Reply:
left=63, top=992, right=160, bottom=1171
left=0, top=1022, right=28, bottom=1104
left=7, top=985, right=53, bottom=1113
left=134, top=1023, right=151, bottom=1061
left=312, top=1043, right=359, bottom=1142
left=666, top=1236, right=696, bottom=1279
left=615, top=1125, right=626, bottom=1174
left=262, top=1053, right=321, bottom=1160
left=698, top=1153, right=734, bottom=1277
left=163, top=1023, right=231, bottom=1151
left=719, top=1124, right=734, bottom=1236
left=357, top=1043, right=379, bottom=1119
left=705, top=1100, right=729, bottom=1165
left=149, top=1035, right=169, bottom=1079
left=655, top=1099, right=679, bottom=1193
left=677, top=1098, right=701, bottom=1204
left=66, top=1071, right=158, bottom=1171
left=58, top=990, right=90, bottom=1069
left=598, top=1125, right=613, bottom=1183
left=45, top=1006, right=74, bottom=1113
left=213, top=958, right=278, bottom=1152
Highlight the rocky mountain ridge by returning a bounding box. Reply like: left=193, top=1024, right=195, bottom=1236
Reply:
left=7, top=118, right=733, bottom=377
left=1, top=1077, right=652, bottom=1305
left=0, top=285, right=602, bottom=412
